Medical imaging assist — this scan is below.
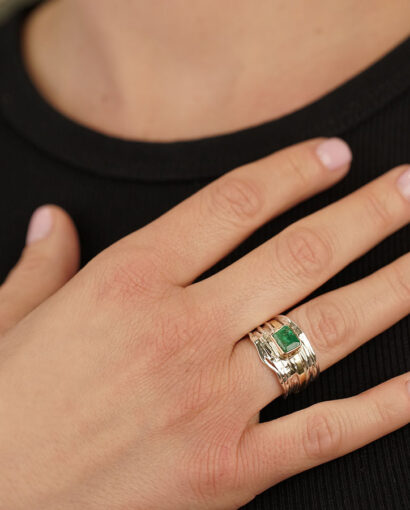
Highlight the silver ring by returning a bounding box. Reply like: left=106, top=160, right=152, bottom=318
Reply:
left=247, top=315, right=319, bottom=398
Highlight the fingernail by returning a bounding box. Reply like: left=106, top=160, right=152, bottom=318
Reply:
left=396, top=167, right=410, bottom=201
left=26, top=206, right=53, bottom=245
left=406, top=379, right=410, bottom=397
left=316, top=138, right=352, bottom=171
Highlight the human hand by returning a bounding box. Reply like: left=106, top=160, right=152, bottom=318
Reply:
left=0, top=138, right=409, bottom=510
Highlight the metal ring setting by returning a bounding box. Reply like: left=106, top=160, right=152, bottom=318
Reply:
left=247, top=315, right=319, bottom=398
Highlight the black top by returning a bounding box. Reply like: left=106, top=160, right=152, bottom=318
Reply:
left=0, top=6, right=409, bottom=510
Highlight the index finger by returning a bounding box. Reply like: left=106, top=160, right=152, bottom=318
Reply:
left=119, top=138, right=351, bottom=286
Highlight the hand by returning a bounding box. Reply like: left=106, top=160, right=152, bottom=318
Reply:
left=0, top=138, right=409, bottom=510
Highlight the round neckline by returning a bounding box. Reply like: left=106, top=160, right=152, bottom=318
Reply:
left=0, top=7, right=410, bottom=182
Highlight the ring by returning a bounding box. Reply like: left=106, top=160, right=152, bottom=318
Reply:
left=247, top=315, right=319, bottom=398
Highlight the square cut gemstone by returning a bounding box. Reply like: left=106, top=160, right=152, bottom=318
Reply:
left=272, top=325, right=300, bottom=353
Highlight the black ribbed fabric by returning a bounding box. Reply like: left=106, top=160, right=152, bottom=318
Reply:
left=0, top=6, right=409, bottom=510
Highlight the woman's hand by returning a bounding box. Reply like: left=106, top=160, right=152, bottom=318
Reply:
left=0, top=138, right=409, bottom=510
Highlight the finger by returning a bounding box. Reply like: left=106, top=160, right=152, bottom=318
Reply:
left=119, top=138, right=351, bottom=285
left=193, top=164, right=410, bottom=343
left=238, top=373, right=410, bottom=496
left=0, top=205, right=80, bottom=334
left=231, top=253, right=410, bottom=410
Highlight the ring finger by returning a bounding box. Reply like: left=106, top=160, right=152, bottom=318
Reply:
left=230, top=252, right=410, bottom=412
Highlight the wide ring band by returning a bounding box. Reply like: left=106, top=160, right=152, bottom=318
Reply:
left=247, top=315, right=319, bottom=398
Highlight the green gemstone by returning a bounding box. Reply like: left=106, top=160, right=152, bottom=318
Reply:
left=272, top=325, right=300, bottom=353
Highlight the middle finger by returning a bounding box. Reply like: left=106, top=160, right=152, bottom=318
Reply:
left=190, top=164, right=410, bottom=344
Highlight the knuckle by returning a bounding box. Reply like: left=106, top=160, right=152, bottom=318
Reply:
left=183, top=428, right=240, bottom=501
left=149, top=290, right=209, bottom=362
left=277, top=226, right=332, bottom=281
left=362, top=188, right=394, bottom=229
left=281, top=149, right=318, bottom=189
left=92, top=250, right=169, bottom=307
left=152, top=304, right=194, bottom=360
left=303, top=410, right=343, bottom=459
left=19, top=249, right=51, bottom=273
left=207, top=176, right=263, bottom=228
left=304, top=298, right=350, bottom=352
left=371, top=396, right=402, bottom=424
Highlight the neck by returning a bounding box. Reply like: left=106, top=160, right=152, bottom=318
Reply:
left=23, top=0, right=410, bottom=141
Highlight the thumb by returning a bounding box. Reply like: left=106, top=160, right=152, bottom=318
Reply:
left=0, top=205, right=80, bottom=334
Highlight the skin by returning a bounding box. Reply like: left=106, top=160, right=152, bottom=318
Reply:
left=0, top=139, right=409, bottom=509
left=0, top=1, right=409, bottom=509
left=23, top=0, right=410, bottom=140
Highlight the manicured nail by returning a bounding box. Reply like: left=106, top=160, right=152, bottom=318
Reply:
left=316, top=138, right=352, bottom=170
left=396, top=167, right=410, bottom=201
left=406, top=380, right=410, bottom=397
left=26, top=206, right=53, bottom=245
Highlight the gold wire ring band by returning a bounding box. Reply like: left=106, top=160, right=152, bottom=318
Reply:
left=247, top=315, right=319, bottom=398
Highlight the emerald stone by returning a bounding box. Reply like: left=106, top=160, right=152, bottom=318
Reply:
left=272, top=325, right=300, bottom=353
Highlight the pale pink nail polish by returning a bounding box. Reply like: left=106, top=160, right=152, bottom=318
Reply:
left=26, top=206, right=53, bottom=245
left=396, top=167, right=410, bottom=201
left=316, top=138, right=352, bottom=171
